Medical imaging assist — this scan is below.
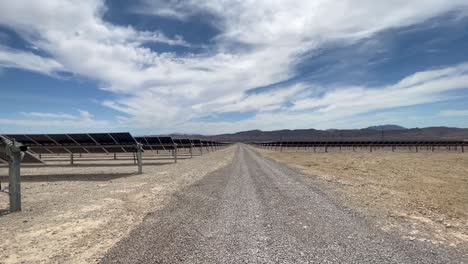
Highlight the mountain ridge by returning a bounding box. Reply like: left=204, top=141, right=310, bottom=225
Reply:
left=171, top=125, right=468, bottom=142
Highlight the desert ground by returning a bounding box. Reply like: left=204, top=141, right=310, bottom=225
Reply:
left=0, top=147, right=235, bottom=263
left=259, top=146, right=468, bottom=249
left=1, top=144, right=467, bottom=263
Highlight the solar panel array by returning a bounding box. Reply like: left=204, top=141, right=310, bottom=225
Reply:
left=0, top=136, right=43, bottom=163
left=3, top=132, right=138, bottom=154
left=254, top=140, right=468, bottom=148
left=1, top=132, right=230, bottom=164
left=135, top=136, right=177, bottom=151
left=173, top=139, right=193, bottom=148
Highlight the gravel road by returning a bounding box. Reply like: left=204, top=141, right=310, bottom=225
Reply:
left=101, top=144, right=465, bottom=263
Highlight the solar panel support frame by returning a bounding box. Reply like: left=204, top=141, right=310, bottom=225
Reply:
left=173, top=143, right=178, bottom=163
left=1, top=136, right=24, bottom=212
left=136, top=143, right=143, bottom=174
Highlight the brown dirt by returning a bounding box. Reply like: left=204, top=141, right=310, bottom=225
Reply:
left=0, top=147, right=235, bottom=263
left=258, top=147, right=468, bottom=248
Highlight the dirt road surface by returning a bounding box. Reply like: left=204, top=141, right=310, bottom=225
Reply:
left=101, top=144, right=466, bottom=263
left=0, top=147, right=235, bottom=263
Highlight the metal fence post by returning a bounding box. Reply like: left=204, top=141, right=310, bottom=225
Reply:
left=137, top=143, right=143, bottom=174
left=174, top=143, right=178, bottom=163
left=2, top=137, right=25, bottom=212
left=9, top=149, right=22, bottom=212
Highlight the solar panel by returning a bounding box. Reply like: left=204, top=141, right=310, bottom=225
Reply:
left=110, top=133, right=137, bottom=145
left=134, top=136, right=145, bottom=143
left=68, top=134, right=96, bottom=145
left=143, top=136, right=161, bottom=145
left=89, top=133, right=117, bottom=145
left=26, top=134, right=56, bottom=145
left=5, top=135, right=35, bottom=145
left=47, top=134, right=76, bottom=145
left=192, top=139, right=202, bottom=147
left=0, top=132, right=139, bottom=155
left=0, top=136, right=44, bottom=163
left=159, top=137, right=174, bottom=144
left=254, top=140, right=467, bottom=147
left=180, top=139, right=191, bottom=144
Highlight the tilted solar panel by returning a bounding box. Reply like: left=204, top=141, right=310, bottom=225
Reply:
left=47, top=134, right=76, bottom=145
left=1, top=132, right=139, bottom=155
left=68, top=134, right=96, bottom=145
left=192, top=139, right=202, bottom=147
left=27, top=134, right=56, bottom=145
left=111, top=133, right=136, bottom=145
left=5, top=135, right=35, bottom=145
left=89, top=133, right=117, bottom=145
left=158, top=137, right=174, bottom=144
left=180, top=139, right=191, bottom=144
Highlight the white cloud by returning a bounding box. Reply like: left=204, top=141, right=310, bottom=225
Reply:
left=2, top=110, right=111, bottom=128
left=439, top=109, right=468, bottom=117
left=291, top=63, right=468, bottom=117
left=0, top=46, right=63, bottom=75
left=0, top=0, right=468, bottom=132
left=20, top=112, right=77, bottom=119
left=193, top=83, right=310, bottom=113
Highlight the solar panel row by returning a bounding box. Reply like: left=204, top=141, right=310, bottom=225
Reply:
left=1, top=132, right=229, bottom=161
left=254, top=140, right=468, bottom=147
left=253, top=140, right=467, bottom=153
left=3, top=133, right=137, bottom=154
left=135, top=136, right=176, bottom=151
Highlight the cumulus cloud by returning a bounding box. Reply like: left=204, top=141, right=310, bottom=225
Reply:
left=1, top=0, right=468, bottom=132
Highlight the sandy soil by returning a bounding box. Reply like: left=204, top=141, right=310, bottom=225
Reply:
left=0, top=146, right=235, bottom=263
left=258, top=147, right=468, bottom=249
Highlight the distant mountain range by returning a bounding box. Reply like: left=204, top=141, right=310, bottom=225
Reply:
left=365, top=125, right=407, bottom=131
left=171, top=125, right=468, bottom=142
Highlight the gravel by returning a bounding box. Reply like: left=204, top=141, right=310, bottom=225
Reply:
left=0, top=147, right=235, bottom=263
left=101, top=144, right=466, bottom=263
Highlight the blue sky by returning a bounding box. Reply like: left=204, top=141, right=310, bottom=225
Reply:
left=0, top=0, right=468, bottom=135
